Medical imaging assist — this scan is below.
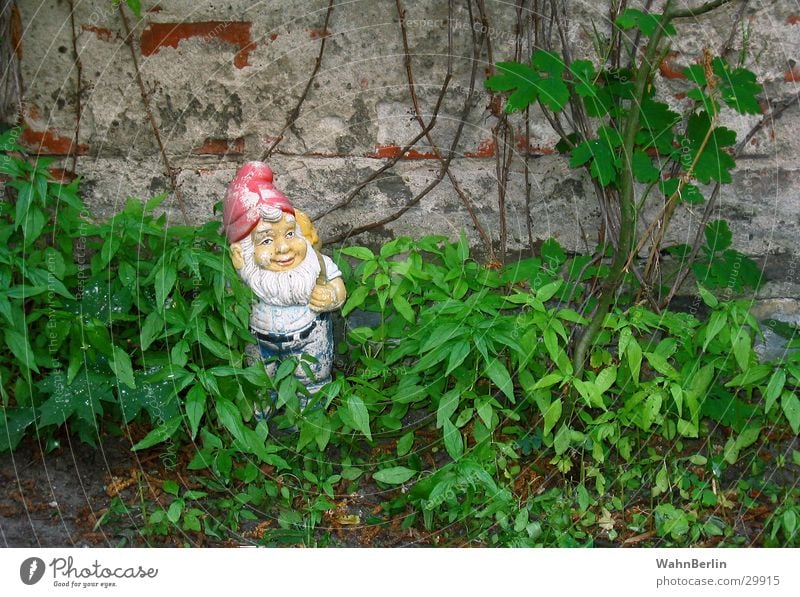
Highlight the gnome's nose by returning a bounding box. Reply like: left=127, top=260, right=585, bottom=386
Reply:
left=276, top=240, right=289, bottom=254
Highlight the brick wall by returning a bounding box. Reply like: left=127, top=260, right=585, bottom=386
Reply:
left=9, top=0, right=800, bottom=305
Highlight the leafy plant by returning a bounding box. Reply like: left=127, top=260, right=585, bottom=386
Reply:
left=485, top=0, right=764, bottom=375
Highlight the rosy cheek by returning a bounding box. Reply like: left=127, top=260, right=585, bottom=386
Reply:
left=254, top=248, right=272, bottom=268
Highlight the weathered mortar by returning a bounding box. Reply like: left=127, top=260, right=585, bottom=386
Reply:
left=10, top=0, right=800, bottom=314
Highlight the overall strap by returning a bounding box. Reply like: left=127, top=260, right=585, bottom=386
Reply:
left=314, top=249, right=328, bottom=286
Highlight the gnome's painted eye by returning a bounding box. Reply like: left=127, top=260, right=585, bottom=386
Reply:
left=261, top=238, right=273, bottom=245
left=286, top=231, right=294, bottom=238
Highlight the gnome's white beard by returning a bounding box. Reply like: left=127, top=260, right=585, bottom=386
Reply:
left=237, top=237, right=321, bottom=307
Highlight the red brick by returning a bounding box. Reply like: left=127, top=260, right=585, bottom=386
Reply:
left=785, top=66, right=800, bottom=82
left=659, top=51, right=686, bottom=80
left=21, top=127, right=87, bottom=156
left=194, top=137, right=245, bottom=155
left=787, top=15, right=800, bottom=25
left=464, top=138, right=496, bottom=158
left=140, top=21, right=255, bottom=69
left=47, top=168, right=78, bottom=183
left=81, top=24, right=115, bottom=42
left=369, top=144, right=437, bottom=159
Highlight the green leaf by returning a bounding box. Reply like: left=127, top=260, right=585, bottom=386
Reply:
left=660, top=179, right=704, bottom=204
left=616, top=9, right=675, bottom=37
left=436, top=390, right=460, bottom=429
left=543, top=398, right=562, bottom=437
left=132, top=416, right=182, bottom=450
left=185, top=384, right=206, bottom=440
left=117, top=374, right=178, bottom=423
left=570, top=138, right=619, bottom=186
left=532, top=373, right=563, bottom=390
left=445, top=340, right=471, bottom=375
left=392, top=294, right=415, bottom=323
left=569, top=60, right=613, bottom=117
left=553, top=423, right=571, bottom=455
left=704, top=220, right=733, bottom=252
left=685, top=112, right=737, bottom=184
left=628, top=338, right=642, bottom=384
left=139, top=311, right=163, bottom=351
left=421, top=323, right=466, bottom=353
left=373, top=466, right=416, bottom=485
left=14, top=183, right=34, bottom=230
left=0, top=408, right=37, bottom=452
left=397, top=431, right=414, bottom=456
left=155, top=261, right=177, bottom=309
left=540, top=238, right=566, bottom=268
left=764, top=369, right=785, bottom=414
left=631, top=150, right=660, bottom=183
left=712, top=58, right=763, bottom=115
left=644, top=352, right=678, bottom=379
left=697, top=284, right=718, bottom=308
left=215, top=398, right=245, bottom=444
left=342, top=285, right=369, bottom=316
left=125, top=0, right=142, bottom=18
left=484, top=359, right=515, bottom=402
left=340, top=246, right=375, bottom=261
left=100, top=235, right=122, bottom=267
left=4, top=328, right=40, bottom=373
left=703, top=311, right=728, bottom=351
left=167, top=500, right=183, bottom=524
left=347, top=395, right=372, bottom=441
left=781, top=391, right=800, bottom=434
left=732, top=328, right=751, bottom=372
left=595, top=366, right=617, bottom=394
left=783, top=510, right=797, bottom=537
left=109, top=345, right=136, bottom=389
left=485, top=55, right=569, bottom=113
left=442, top=419, right=463, bottom=460
left=536, top=279, right=562, bottom=302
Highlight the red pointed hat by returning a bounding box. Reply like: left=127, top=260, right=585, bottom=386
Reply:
left=223, top=161, right=295, bottom=243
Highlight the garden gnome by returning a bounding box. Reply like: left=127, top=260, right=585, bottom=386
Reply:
left=223, top=162, right=346, bottom=417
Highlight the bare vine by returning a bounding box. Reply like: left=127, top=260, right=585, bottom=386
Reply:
left=260, top=0, right=335, bottom=161
left=67, top=0, right=82, bottom=173
left=323, top=0, right=487, bottom=246
left=118, top=4, right=188, bottom=223
left=394, top=0, right=497, bottom=263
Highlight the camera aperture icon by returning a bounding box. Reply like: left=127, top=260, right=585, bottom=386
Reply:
left=20, top=557, right=46, bottom=585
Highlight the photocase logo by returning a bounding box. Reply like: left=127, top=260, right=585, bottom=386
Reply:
left=20, top=557, right=46, bottom=585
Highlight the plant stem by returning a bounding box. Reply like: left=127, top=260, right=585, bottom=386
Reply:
left=571, top=1, right=674, bottom=377
left=667, top=0, right=734, bottom=19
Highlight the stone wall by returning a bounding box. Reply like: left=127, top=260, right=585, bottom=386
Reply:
left=9, top=0, right=800, bottom=304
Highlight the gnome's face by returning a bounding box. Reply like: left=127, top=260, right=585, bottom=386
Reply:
left=251, top=213, right=308, bottom=272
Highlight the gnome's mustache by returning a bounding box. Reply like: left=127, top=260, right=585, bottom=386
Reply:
left=237, top=236, right=320, bottom=307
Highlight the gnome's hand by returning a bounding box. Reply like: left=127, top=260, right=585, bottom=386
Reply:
left=309, top=278, right=346, bottom=312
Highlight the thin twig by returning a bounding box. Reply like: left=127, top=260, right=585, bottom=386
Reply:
left=522, top=0, right=535, bottom=256
left=323, top=2, right=480, bottom=246
left=394, top=0, right=496, bottom=262
left=719, top=0, right=749, bottom=60
left=260, top=0, right=335, bottom=160
left=67, top=0, right=82, bottom=173
left=736, top=93, right=799, bottom=152
left=668, top=0, right=734, bottom=19
left=476, top=0, right=511, bottom=261
left=118, top=4, right=188, bottom=223
left=314, top=126, right=439, bottom=221
left=662, top=93, right=799, bottom=308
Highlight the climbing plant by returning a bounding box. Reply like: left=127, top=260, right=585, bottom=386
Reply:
left=485, top=0, right=764, bottom=374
